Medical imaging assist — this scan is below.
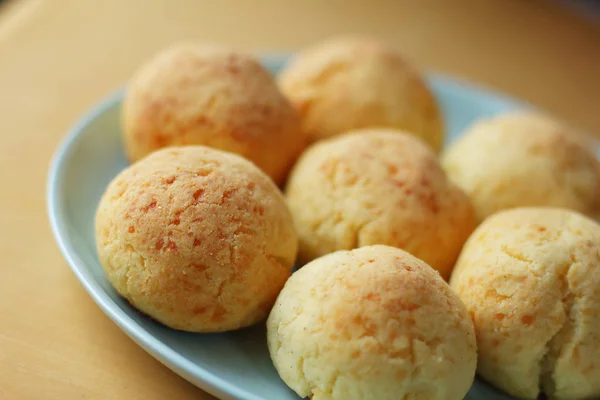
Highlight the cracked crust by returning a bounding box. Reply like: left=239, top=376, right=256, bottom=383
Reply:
left=277, top=35, right=444, bottom=151
left=122, top=43, right=307, bottom=185
left=284, top=129, right=476, bottom=279
left=95, top=146, right=298, bottom=332
left=449, top=207, right=600, bottom=399
left=441, top=112, right=600, bottom=222
left=267, top=245, right=477, bottom=400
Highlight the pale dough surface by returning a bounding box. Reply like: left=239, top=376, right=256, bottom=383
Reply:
left=451, top=207, right=600, bottom=400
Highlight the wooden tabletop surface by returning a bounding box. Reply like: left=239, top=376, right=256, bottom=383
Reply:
left=0, top=0, right=599, bottom=399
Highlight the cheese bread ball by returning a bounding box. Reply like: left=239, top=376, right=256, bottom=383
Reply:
left=95, top=146, right=298, bottom=332
left=278, top=36, right=443, bottom=150
left=442, top=112, right=600, bottom=222
left=285, top=129, right=476, bottom=279
left=267, top=245, right=477, bottom=400
left=123, top=43, right=306, bottom=185
left=450, top=207, right=600, bottom=400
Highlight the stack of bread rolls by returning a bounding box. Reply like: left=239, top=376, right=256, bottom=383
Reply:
left=94, top=35, right=600, bottom=400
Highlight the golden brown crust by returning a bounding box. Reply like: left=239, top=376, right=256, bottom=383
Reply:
left=278, top=36, right=444, bottom=151
left=122, top=43, right=307, bottom=185
left=267, top=245, right=477, bottom=400
left=95, top=146, right=298, bottom=332
left=285, top=129, right=476, bottom=279
left=450, top=207, right=600, bottom=399
left=442, top=112, right=600, bottom=222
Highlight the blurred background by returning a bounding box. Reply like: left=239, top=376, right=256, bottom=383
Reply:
left=0, top=1, right=599, bottom=400
left=1, top=0, right=599, bottom=136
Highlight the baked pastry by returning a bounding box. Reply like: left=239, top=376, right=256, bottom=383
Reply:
left=267, top=245, right=477, bottom=400
left=285, top=129, right=476, bottom=278
left=450, top=207, right=600, bottom=399
left=278, top=36, right=443, bottom=150
left=122, top=43, right=306, bottom=185
left=95, top=146, right=298, bottom=332
left=442, top=112, right=600, bottom=221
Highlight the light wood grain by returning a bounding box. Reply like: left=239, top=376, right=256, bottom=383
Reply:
left=0, top=1, right=599, bottom=399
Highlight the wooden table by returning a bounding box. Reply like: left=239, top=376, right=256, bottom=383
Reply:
left=1, top=1, right=599, bottom=399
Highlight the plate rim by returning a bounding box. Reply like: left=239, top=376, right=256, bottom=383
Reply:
left=46, top=54, right=529, bottom=400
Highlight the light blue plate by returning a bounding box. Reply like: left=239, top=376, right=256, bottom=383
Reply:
left=47, top=55, right=526, bottom=400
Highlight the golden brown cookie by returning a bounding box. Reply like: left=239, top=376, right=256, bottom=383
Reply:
left=95, top=146, right=298, bottom=332
left=122, top=43, right=307, bottom=185
left=285, top=128, right=475, bottom=279
left=278, top=36, right=444, bottom=150
left=450, top=207, right=600, bottom=399
left=267, top=245, right=477, bottom=400
left=442, top=112, right=600, bottom=222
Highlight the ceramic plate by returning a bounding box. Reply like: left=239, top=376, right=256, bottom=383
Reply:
left=48, top=55, right=528, bottom=400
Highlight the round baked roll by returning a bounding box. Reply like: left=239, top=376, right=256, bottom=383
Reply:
left=285, top=129, right=476, bottom=279
left=278, top=36, right=443, bottom=150
left=442, top=112, right=600, bottom=221
left=267, top=245, right=477, bottom=400
left=95, top=146, right=298, bottom=332
left=450, top=207, right=600, bottom=400
left=123, top=43, right=306, bottom=185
